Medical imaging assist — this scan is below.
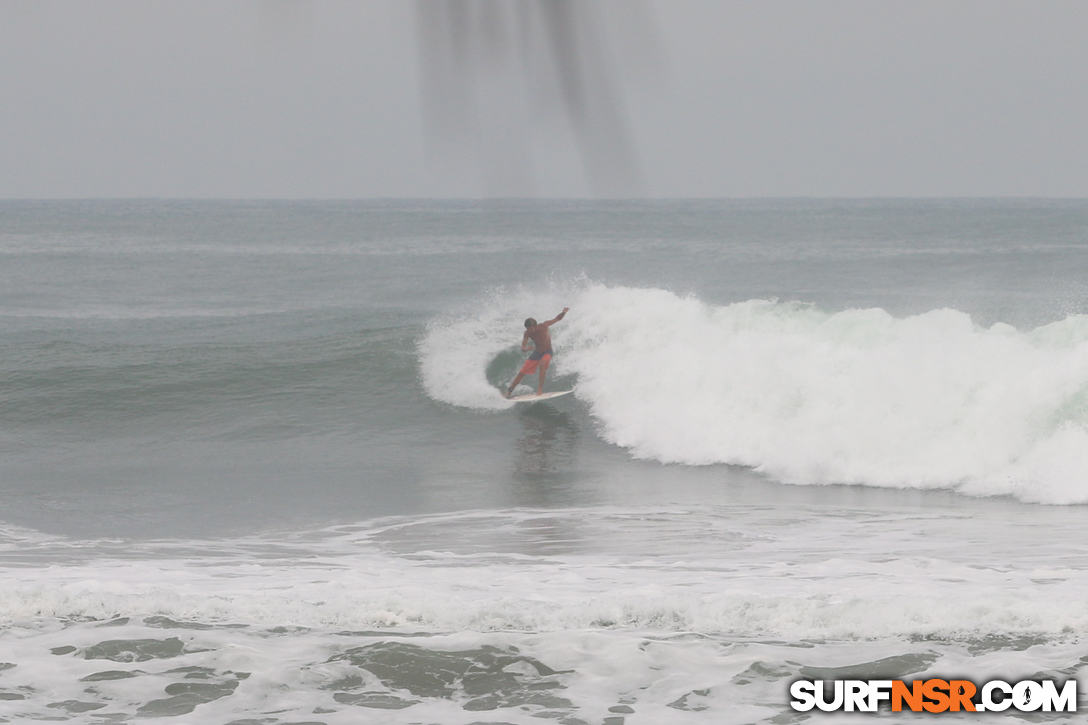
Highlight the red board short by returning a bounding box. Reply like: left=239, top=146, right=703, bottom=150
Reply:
left=519, top=350, right=552, bottom=374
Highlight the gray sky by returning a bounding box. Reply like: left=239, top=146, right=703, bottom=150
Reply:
left=2, top=0, right=1086, bottom=198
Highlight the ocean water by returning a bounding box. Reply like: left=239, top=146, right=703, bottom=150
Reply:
left=3, top=199, right=1088, bottom=723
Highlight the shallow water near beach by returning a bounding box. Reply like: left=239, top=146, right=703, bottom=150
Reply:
left=3, top=199, right=1088, bottom=723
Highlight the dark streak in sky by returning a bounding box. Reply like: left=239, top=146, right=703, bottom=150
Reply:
left=415, top=0, right=649, bottom=197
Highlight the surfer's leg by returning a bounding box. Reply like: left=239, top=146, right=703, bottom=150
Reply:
left=536, top=355, right=551, bottom=395
left=505, top=372, right=525, bottom=397
left=509, top=355, right=543, bottom=397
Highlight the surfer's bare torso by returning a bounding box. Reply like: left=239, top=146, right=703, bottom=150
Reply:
left=522, top=321, right=556, bottom=353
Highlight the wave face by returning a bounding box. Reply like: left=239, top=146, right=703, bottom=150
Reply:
left=422, top=282, right=1088, bottom=503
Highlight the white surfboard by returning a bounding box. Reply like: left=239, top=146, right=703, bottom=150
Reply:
left=505, top=390, right=573, bottom=404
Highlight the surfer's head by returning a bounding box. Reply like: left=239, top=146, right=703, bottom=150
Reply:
left=525, top=318, right=537, bottom=329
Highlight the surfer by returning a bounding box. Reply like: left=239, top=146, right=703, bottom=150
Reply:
left=505, top=307, right=569, bottom=397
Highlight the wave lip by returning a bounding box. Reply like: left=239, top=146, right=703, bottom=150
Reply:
left=420, top=282, right=1088, bottom=503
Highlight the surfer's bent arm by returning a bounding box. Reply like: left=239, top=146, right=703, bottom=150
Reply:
left=543, top=308, right=570, bottom=327
left=521, top=330, right=532, bottom=351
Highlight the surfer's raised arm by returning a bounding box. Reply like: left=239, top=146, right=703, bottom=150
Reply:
left=543, top=308, right=569, bottom=327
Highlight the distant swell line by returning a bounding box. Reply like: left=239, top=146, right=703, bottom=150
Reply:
left=0, top=307, right=313, bottom=320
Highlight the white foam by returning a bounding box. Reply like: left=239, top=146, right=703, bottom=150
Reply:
left=419, top=282, right=1088, bottom=503
left=4, top=509, right=1088, bottom=723
left=3, top=507, right=1088, bottom=639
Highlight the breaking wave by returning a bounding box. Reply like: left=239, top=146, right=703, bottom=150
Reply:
left=420, top=282, right=1088, bottom=504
